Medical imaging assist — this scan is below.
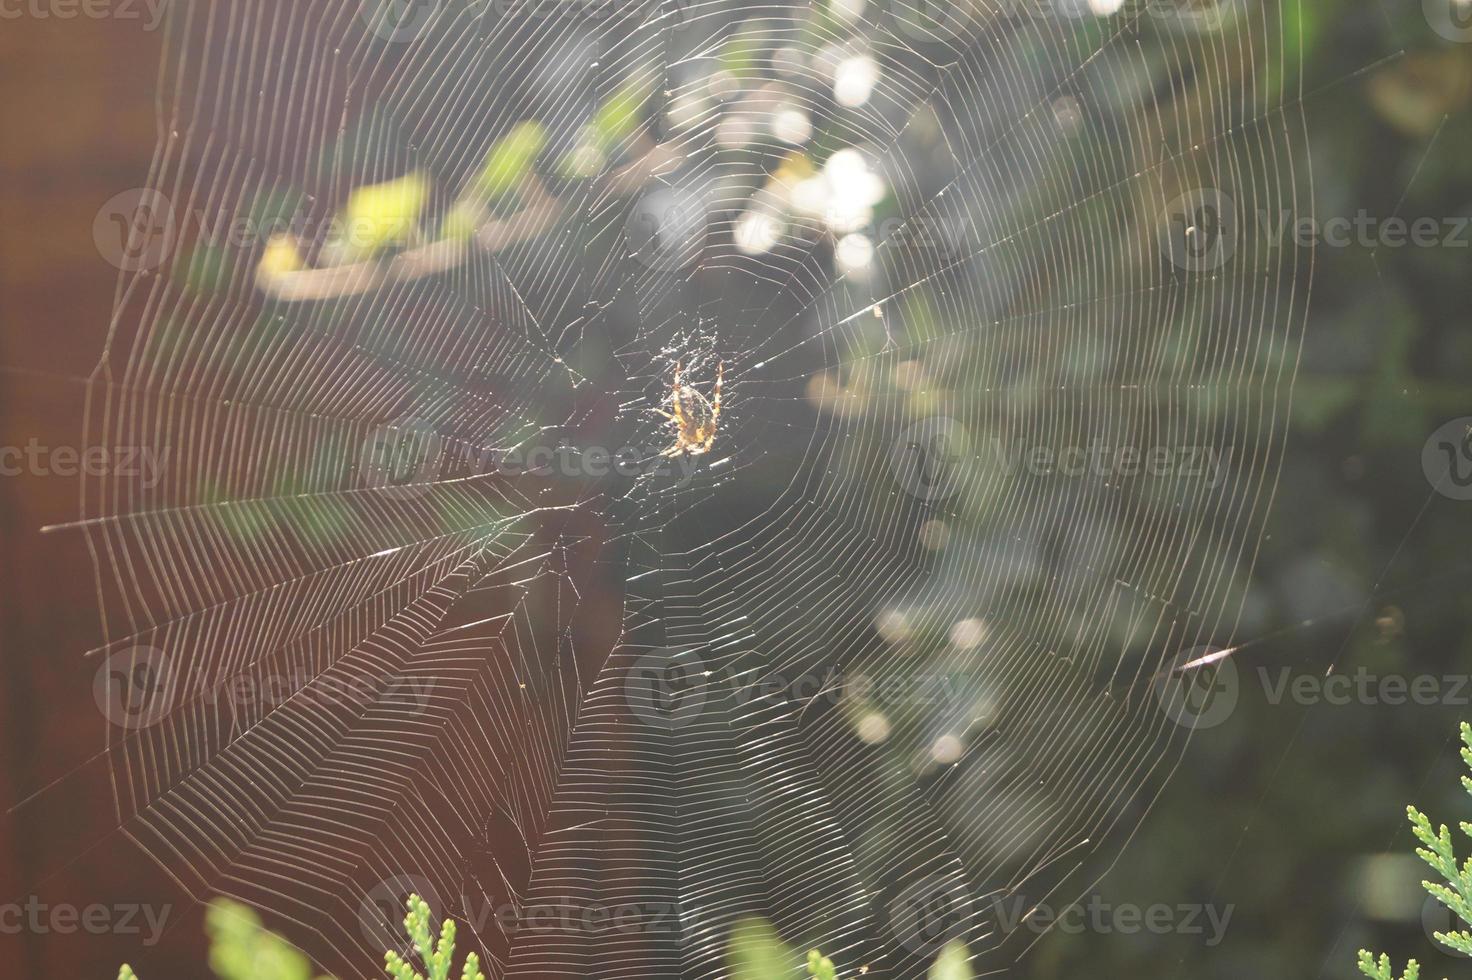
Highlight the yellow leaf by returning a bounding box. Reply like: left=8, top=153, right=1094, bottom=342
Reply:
left=259, top=234, right=304, bottom=277
left=340, top=172, right=429, bottom=259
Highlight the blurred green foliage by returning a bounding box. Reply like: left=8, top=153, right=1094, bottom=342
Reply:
left=118, top=894, right=485, bottom=980
left=724, top=917, right=974, bottom=978
left=203, top=899, right=329, bottom=980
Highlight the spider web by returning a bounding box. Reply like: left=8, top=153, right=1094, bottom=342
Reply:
left=62, top=0, right=1307, bottom=974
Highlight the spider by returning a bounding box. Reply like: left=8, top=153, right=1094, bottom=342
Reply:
left=656, top=360, right=723, bottom=456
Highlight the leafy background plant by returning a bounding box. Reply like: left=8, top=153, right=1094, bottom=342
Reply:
left=117, top=894, right=483, bottom=980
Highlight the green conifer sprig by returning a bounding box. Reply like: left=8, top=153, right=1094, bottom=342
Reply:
left=1358, top=722, right=1472, bottom=980
left=383, top=894, right=484, bottom=980
left=1357, top=950, right=1420, bottom=980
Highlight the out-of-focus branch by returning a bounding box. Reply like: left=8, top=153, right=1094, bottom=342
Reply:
left=255, top=140, right=682, bottom=302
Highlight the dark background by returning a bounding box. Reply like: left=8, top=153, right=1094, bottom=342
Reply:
left=0, top=9, right=205, bottom=979
left=1, top=1, right=1471, bottom=978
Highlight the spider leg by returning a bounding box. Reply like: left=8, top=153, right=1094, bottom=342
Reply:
left=711, top=360, right=723, bottom=422
left=660, top=443, right=684, bottom=458
left=653, top=409, right=676, bottom=420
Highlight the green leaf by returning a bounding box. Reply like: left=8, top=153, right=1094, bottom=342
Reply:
left=806, top=947, right=837, bottom=980
left=206, top=898, right=315, bottom=980
left=929, top=941, right=973, bottom=980
left=559, top=77, right=650, bottom=177
left=477, top=121, right=548, bottom=200
left=591, top=78, right=648, bottom=153
left=258, top=235, right=305, bottom=278
left=727, top=918, right=798, bottom=980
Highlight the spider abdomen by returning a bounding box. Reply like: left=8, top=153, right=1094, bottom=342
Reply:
left=676, top=387, right=714, bottom=430
left=661, top=360, right=723, bottom=456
